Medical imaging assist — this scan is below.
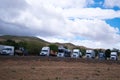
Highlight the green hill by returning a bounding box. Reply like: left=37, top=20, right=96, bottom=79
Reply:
left=0, top=35, right=91, bottom=55
left=0, top=35, right=49, bottom=44
left=0, top=35, right=50, bottom=55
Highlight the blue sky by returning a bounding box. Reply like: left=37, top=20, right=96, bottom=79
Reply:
left=89, top=0, right=120, bottom=30
left=0, top=0, right=120, bottom=49
left=87, top=0, right=120, bottom=30
left=106, top=18, right=120, bottom=30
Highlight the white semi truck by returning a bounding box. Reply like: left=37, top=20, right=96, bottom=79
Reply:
left=110, top=52, right=118, bottom=60
left=71, top=49, right=82, bottom=58
left=85, top=50, right=95, bottom=59
left=40, top=47, right=50, bottom=56
left=57, top=46, right=66, bottom=57
left=0, top=45, right=14, bottom=56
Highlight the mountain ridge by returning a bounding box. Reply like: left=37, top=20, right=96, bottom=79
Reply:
left=0, top=35, right=88, bottom=49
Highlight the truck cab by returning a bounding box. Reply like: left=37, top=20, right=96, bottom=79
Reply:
left=2, top=48, right=12, bottom=55
left=71, top=49, right=82, bottom=58
left=110, top=52, right=118, bottom=60
left=0, top=45, right=14, bottom=56
left=40, top=47, right=50, bottom=56
left=64, top=49, right=71, bottom=57
left=85, top=50, right=95, bottom=59
left=98, top=53, right=106, bottom=60
left=57, top=46, right=65, bottom=57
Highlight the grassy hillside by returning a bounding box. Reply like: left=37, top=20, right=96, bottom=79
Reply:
left=54, top=42, right=76, bottom=49
left=0, top=35, right=96, bottom=55
left=0, top=35, right=49, bottom=44
left=0, top=35, right=87, bottom=48
left=0, top=35, right=50, bottom=55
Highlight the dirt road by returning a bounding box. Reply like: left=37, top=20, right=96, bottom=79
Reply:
left=0, top=56, right=120, bottom=80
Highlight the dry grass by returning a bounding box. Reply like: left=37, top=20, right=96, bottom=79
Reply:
left=0, top=56, right=120, bottom=80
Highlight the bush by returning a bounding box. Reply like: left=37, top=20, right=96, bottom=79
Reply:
left=105, top=49, right=111, bottom=58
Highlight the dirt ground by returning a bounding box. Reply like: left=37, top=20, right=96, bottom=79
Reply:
left=0, top=56, right=120, bottom=80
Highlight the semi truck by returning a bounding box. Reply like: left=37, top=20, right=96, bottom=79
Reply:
left=110, top=52, right=118, bottom=60
left=85, top=50, right=95, bottom=59
left=0, top=45, right=14, bottom=56
left=40, top=47, right=50, bottom=56
left=98, top=52, right=106, bottom=60
left=71, top=49, right=82, bottom=58
left=57, top=46, right=66, bottom=57
left=64, top=49, right=71, bottom=57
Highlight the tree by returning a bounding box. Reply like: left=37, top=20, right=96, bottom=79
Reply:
left=18, top=41, right=27, bottom=49
left=94, top=49, right=99, bottom=57
left=79, top=48, right=86, bottom=56
left=118, top=50, right=120, bottom=56
left=26, top=42, right=44, bottom=56
left=4, top=39, right=16, bottom=46
left=105, top=49, right=111, bottom=58
left=49, top=44, right=58, bottom=52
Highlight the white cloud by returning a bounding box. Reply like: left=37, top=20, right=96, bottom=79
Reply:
left=0, top=0, right=120, bottom=49
left=0, top=0, right=28, bottom=22
left=63, top=8, right=120, bottom=19
left=67, top=19, right=120, bottom=43
left=37, top=36, right=69, bottom=43
left=44, top=18, right=120, bottom=48
left=26, top=0, right=94, bottom=9
left=71, top=39, right=120, bottom=49
left=37, top=18, right=120, bottom=49
left=104, top=0, right=120, bottom=8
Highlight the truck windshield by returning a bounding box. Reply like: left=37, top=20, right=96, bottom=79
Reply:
left=58, top=49, right=64, bottom=53
left=42, top=50, right=48, bottom=52
left=111, top=54, right=116, bottom=56
left=3, top=48, right=12, bottom=50
left=74, top=52, right=78, bottom=54
left=86, top=53, right=91, bottom=54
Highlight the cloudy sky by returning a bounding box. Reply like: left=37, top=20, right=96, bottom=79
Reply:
left=0, top=0, right=120, bottom=49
